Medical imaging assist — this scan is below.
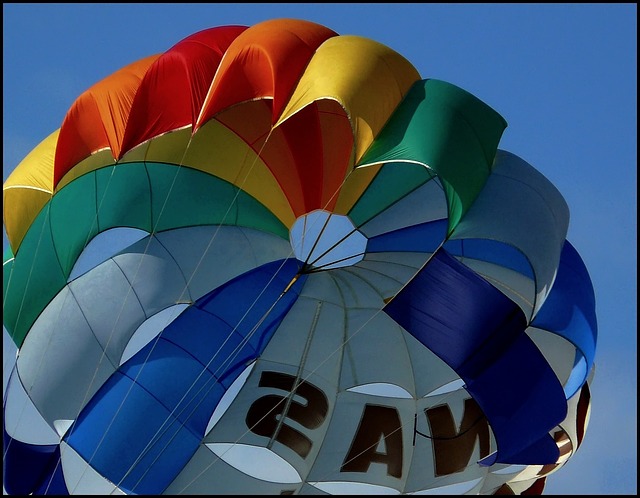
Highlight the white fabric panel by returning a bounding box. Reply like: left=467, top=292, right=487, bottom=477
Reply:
left=3, top=367, right=59, bottom=444
left=319, top=269, right=387, bottom=309
left=403, top=330, right=462, bottom=399
left=119, top=304, right=189, bottom=366
left=449, top=150, right=569, bottom=318
left=68, top=259, right=148, bottom=366
left=260, top=278, right=348, bottom=385
left=558, top=378, right=591, bottom=457
left=454, top=257, right=536, bottom=319
left=408, top=477, right=485, bottom=494
left=59, top=441, right=127, bottom=495
left=203, top=359, right=337, bottom=482
left=16, top=286, right=117, bottom=425
left=306, top=390, right=415, bottom=491
left=526, top=326, right=576, bottom=389
left=343, top=260, right=417, bottom=301
left=358, top=176, right=447, bottom=237
left=403, top=390, right=494, bottom=494
left=338, top=308, right=417, bottom=396
left=154, top=225, right=292, bottom=300
left=110, top=236, right=192, bottom=315
left=163, top=444, right=303, bottom=494
left=478, top=466, right=530, bottom=494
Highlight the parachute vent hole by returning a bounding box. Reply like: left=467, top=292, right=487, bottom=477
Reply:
left=290, top=211, right=367, bottom=271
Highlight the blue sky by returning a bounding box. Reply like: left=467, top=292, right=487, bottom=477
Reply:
left=2, top=3, right=637, bottom=495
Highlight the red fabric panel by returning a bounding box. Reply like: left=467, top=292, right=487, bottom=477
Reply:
left=120, top=25, right=247, bottom=156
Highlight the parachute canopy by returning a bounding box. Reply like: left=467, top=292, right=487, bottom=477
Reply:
left=3, top=18, right=597, bottom=495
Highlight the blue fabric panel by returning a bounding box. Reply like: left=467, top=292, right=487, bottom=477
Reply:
left=2, top=426, right=63, bottom=495
left=64, top=258, right=305, bottom=494
left=444, top=238, right=535, bottom=278
left=156, top=308, right=252, bottom=381
left=366, top=219, right=447, bottom=253
left=121, top=338, right=228, bottom=434
left=531, top=241, right=598, bottom=398
left=384, top=248, right=567, bottom=465
left=65, top=372, right=201, bottom=494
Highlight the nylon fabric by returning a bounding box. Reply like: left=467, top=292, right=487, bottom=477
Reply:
left=54, top=55, right=159, bottom=185
left=358, top=79, right=507, bottom=234
left=385, top=249, right=567, bottom=465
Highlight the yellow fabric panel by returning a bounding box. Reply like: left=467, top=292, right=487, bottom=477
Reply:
left=3, top=130, right=58, bottom=252
left=3, top=188, right=53, bottom=254
left=184, top=120, right=296, bottom=228
left=276, top=35, right=421, bottom=163
left=121, top=124, right=296, bottom=229
left=4, top=130, right=58, bottom=193
left=121, top=127, right=193, bottom=165
left=56, top=149, right=116, bottom=191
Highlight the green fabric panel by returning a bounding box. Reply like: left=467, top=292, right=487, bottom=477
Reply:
left=235, top=190, right=291, bottom=239
left=347, top=162, right=435, bottom=227
left=148, top=164, right=289, bottom=239
left=49, top=173, right=99, bottom=276
left=96, top=164, right=153, bottom=233
left=2, top=257, right=15, bottom=343
left=3, top=206, right=67, bottom=347
left=3, top=161, right=289, bottom=348
left=357, top=79, right=507, bottom=235
left=3, top=245, right=14, bottom=264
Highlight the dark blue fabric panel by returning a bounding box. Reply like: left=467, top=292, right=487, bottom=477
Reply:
left=531, top=241, right=597, bottom=397
left=366, top=219, right=447, bottom=253
left=2, top=425, right=63, bottom=495
left=384, top=248, right=567, bottom=465
left=64, top=258, right=306, bottom=494
left=467, top=332, right=568, bottom=465
left=34, top=445, right=70, bottom=495
left=384, top=248, right=524, bottom=373
left=444, top=238, right=535, bottom=278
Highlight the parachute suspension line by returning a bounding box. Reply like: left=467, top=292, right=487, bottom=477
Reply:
left=4, top=203, right=51, bottom=351
left=296, top=164, right=368, bottom=272
left=176, top=125, right=278, bottom=303
left=306, top=168, right=440, bottom=271
left=300, top=207, right=334, bottom=269
left=115, top=117, right=303, bottom=491
left=169, top=167, right=447, bottom=494
left=119, top=257, right=301, bottom=494
left=2, top=202, right=73, bottom=489
left=167, top=168, right=455, bottom=493
left=13, top=152, right=150, bottom=494
left=305, top=250, right=368, bottom=273
left=173, top=168, right=450, bottom=488
left=101, top=120, right=313, bottom=494
left=57, top=136, right=196, bottom=494
left=267, top=301, right=322, bottom=451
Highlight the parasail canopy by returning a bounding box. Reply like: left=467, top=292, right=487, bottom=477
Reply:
left=3, top=18, right=597, bottom=496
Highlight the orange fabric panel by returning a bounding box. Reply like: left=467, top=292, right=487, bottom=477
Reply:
left=53, top=55, right=159, bottom=187
left=120, top=26, right=247, bottom=156
left=195, top=19, right=337, bottom=129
